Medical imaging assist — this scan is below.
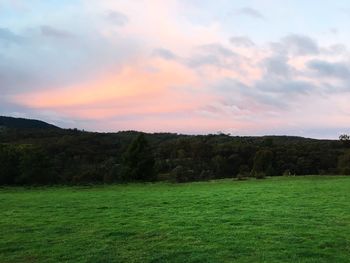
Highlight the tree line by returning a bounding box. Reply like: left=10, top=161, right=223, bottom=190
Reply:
left=0, top=126, right=349, bottom=185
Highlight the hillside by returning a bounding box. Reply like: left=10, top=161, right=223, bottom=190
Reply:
left=0, top=115, right=347, bottom=185
left=0, top=116, right=60, bottom=130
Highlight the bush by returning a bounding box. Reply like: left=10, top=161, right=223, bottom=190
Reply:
left=237, top=165, right=250, bottom=180
left=171, top=165, right=195, bottom=183
left=254, top=172, right=266, bottom=179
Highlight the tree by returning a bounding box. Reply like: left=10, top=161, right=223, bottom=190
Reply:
left=339, top=134, right=350, bottom=147
left=99, top=158, right=121, bottom=183
left=0, top=145, right=19, bottom=185
left=251, top=150, right=274, bottom=179
left=338, top=150, right=350, bottom=175
left=212, top=155, right=228, bottom=178
left=17, top=145, right=52, bottom=184
left=121, top=134, right=156, bottom=182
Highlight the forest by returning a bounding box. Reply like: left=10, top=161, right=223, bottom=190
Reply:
left=1, top=116, right=349, bottom=185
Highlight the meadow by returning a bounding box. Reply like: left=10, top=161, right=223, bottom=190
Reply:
left=1, top=176, right=350, bottom=263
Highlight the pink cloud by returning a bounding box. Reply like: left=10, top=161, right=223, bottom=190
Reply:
left=13, top=58, right=199, bottom=109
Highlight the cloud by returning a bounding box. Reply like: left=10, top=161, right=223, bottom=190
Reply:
left=212, top=73, right=312, bottom=116
left=40, top=25, right=73, bottom=38
left=0, top=9, right=142, bottom=95
left=236, top=7, right=265, bottom=20
left=273, top=34, right=319, bottom=56
left=106, top=11, right=128, bottom=26
left=198, top=44, right=236, bottom=57
left=0, top=27, right=23, bottom=45
left=3, top=0, right=350, bottom=138
left=187, top=43, right=238, bottom=68
left=307, top=59, right=350, bottom=80
left=263, top=55, right=292, bottom=78
left=12, top=59, right=199, bottom=109
left=152, top=48, right=177, bottom=60
left=256, top=78, right=312, bottom=95
left=0, top=62, right=35, bottom=94
left=230, top=36, right=255, bottom=47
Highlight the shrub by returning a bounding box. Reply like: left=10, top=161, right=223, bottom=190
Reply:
left=170, top=165, right=195, bottom=183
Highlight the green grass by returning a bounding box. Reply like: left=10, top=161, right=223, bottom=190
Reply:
left=1, top=176, right=350, bottom=263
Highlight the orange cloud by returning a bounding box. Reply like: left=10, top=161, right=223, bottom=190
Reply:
left=13, top=58, right=198, bottom=111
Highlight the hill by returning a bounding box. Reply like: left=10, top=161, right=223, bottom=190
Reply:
left=0, top=116, right=60, bottom=130
left=0, top=115, right=347, bottom=185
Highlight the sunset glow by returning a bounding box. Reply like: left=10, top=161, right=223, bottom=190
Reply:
left=1, top=0, right=350, bottom=138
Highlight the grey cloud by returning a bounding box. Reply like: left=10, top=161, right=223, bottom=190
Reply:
left=0, top=27, right=23, bottom=45
left=213, top=78, right=248, bottom=93
left=106, top=11, right=128, bottom=26
left=256, top=78, right=312, bottom=94
left=0, top=25, right=141, bottom=96
left=40, top=25, right=73, bottom=38
left=188, top=54, right=221, bottom=67
left=263, top=55, right=292, bottom=78
left=259, top=53, right=313, bottom=95
left=187, top=55, right=214, bottom=68
left=0, top=63, right=34, bottom=94
left=198, top=43, right=236, bottom=56
left=272, top=35, right=348, bottom=58
left=272, top=34, right=319, bottom=56
left=236, top=7, right=265, bottom=20
left=320, top=82, right=349, bottom=93
left=230, top=36, right=255, bottom=47
left=307, top=59, right=350, bottom=80
left=212, top=78, right=288, bottom=111
left=0, top=51, right=43, bottom=95
left=188, top=43, right=238, bottom=68
left=323, top=44, right=347, bottom=55
left=209, top=67, right=314, bottom=116
left=152, top=48, right=177, bottom=60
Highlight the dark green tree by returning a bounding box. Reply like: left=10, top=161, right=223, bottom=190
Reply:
left=121, top=134, right=156, bottom=181
left=17, top=145, right=52, bottom=184
left=251, top=149, right=274, bottom=179
left=0, top=144, right=19, bottom=185
left=212, top=155, right=228, bottom=178
left=338, top=150, right=350, bottom=175
left=339, top=134, right=350, bottom=148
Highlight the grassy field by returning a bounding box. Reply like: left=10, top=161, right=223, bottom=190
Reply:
left=1, top=176, right=350, bottom=263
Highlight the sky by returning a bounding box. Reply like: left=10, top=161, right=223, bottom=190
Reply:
left=1, top=0, right=350, bottom=138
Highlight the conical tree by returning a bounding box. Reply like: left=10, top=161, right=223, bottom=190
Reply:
left=121, top=133, right=156, bottom=182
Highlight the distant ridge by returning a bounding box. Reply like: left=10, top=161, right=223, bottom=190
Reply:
left=0, top=116, right=60, bottom=130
